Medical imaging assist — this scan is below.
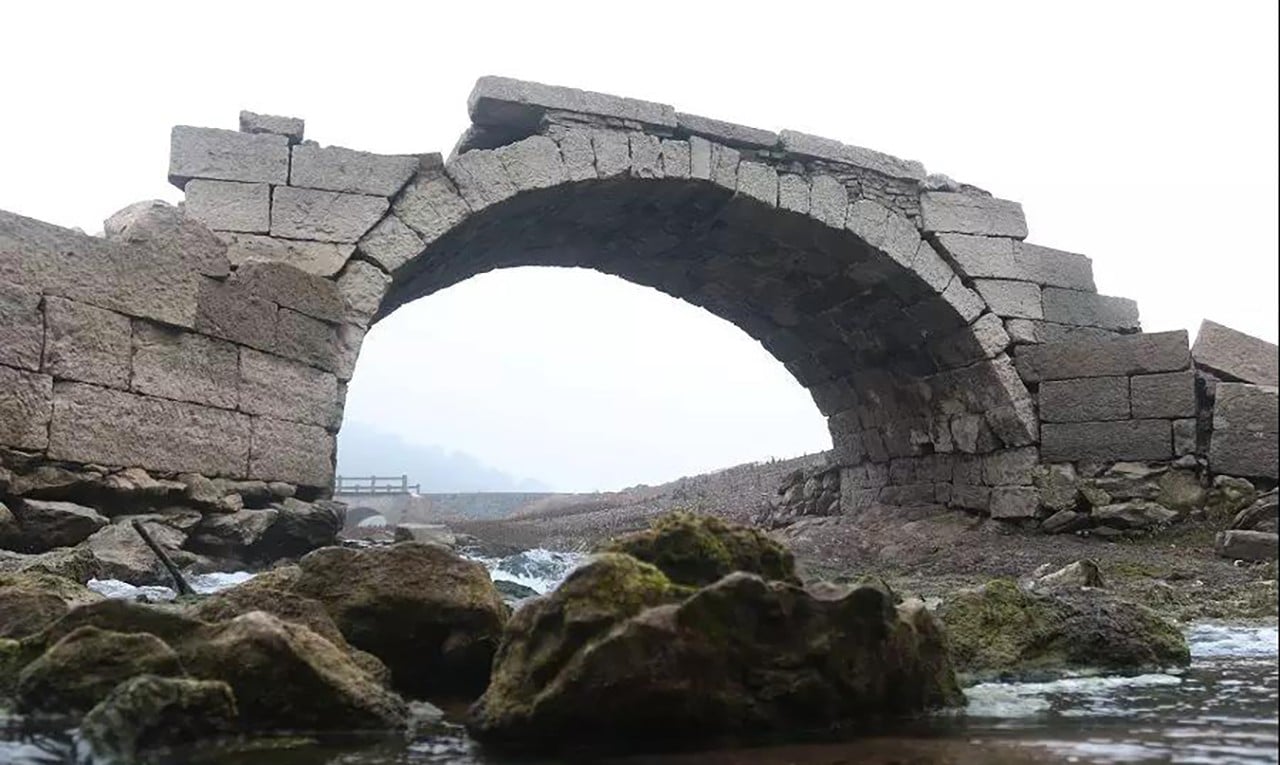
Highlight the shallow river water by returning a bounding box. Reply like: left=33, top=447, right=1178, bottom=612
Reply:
left=3, top=551, right=1276, bottom=765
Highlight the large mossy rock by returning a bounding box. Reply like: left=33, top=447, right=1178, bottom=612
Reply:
left=289, top=543, right=507, bottom=699
left=16, top=626, right=185, bottom=714
left=81, top=674, right=238, bottom=761
left=469, top=554, right=963, bottom=751
left=936, top=579, right=1190, bottom=680
left=0, top=571, right=101, bottom=639
left=600, top=512, right=800, bottom=588
left=178, top=611, right=406, bottom=731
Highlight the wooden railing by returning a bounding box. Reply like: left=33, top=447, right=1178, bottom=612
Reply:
left=333, top=474, right=421, bottom=496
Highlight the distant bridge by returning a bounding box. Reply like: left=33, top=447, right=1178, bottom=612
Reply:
left=334, top=474, right=421, bottom=496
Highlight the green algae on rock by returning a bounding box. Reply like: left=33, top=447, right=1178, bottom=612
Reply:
left=0, top=571, right=101, bottom=640
left=16, top=626, right=185, bottom=714
left=80, top=674, right=238, bottom=761
left=600, top=511, right=800, bottom=588
left=469, top=554, right=962, bottom=753
left=936, top=578, right=1190, bottom=681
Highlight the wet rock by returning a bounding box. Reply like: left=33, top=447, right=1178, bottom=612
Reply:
left=178, top=611, right=407, bottom=730
left=936, top=579, right=1189, bottom=680
left=1093, top=500, right=1178, bottom=529
left=1027, top=560, right=1105, bottom=592
left=494, top=579, right=539, bottom=603
left=601, top=512, right=799, bottom=588
left=81, top=674, right=238, bottom=761
left=470, top=555, right=962, bottom=751
left=394, top=523, right=456, bottom=548
left=0, top=544, right=103, bottom=581
left=12, top=499, right=108, bottom=551
left=83, top=520, right=190, bottom=584
left=1232, top=490, right=1279, bottom=532
left=1216, top=530, right=1279, bottom=562
left=254, top=498, right=344, bottom=560
left=185, top=507, right=278, bottom=559
left=32, top=598, right=207, bottom=650
left=16, top=626, right=185, bottom=714
left=291, top=542, right=507, bottom=699
left=3, top=461, right=106, bottom=501
left=0, top=571, right=101, bottom=639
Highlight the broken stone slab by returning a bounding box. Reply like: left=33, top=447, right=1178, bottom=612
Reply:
left=676, top=112, right=777, bottom=149
left=217, top=233, right=353, bottom=278
left=289, top=145, right=419, bottom=197
left=1015, top=331, right=1190, bottom=382
left=1041, top=288, right=1139, bottom=332
left=239, top=111, right=304, bottom=143
left=468, top=75, right=676, bottom=131
left=973, top=279, right=1043, bottom=320
left=1231, top=490, right=1278, bottom=532
left=1041, top=509, right=1090, bottom=534
left=1129, top=370, right=1196, bottom=419
left=1041, top=419, right=1174, bottom=463
left=919, top=192, right=1027, bottom=239
left=269, top=187, right=388, bottom=243
left=1038, top=376, right=1130, bottom=423
left=41, top=296, right=133, bottom=389
left=169, top=126, right=289, bottom=188
left=103, top=200, right=230, bottom=279
left=989, top=486, right=1039, bottom=519
left=1093, top=500, right=1178, bottom=530
left=1210, top=383, right=1279, bottom=480
left=1216, top=529, right=1278, bottom=562
left=184, top=180, right=270, bottom=233
left=131, top=321, right=240, bottom=410
left=47, top=381, right=252, bottom=478
left=0, top=366, right=52, bottom=451
left=777, top=130, right=926, bottom=181
left=13, top=499, right=109, bottom=551
left=1192, top=320, right=1279, bottom=387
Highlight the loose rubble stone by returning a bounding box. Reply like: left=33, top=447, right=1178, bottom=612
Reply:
left=1093, top=500, right=1178, bottom=529
left=184, top=180, right=270, bottom=233
left=989, top=486, right=1039, bottom=519
left=80, top=674, right=238, bottom=762
left=1192, top=319, right=1279, bottom=386
left=14, top=500, right=109, bottom=551
left=1216, top=530, right=1279, bottom=562
left=1232, top=491, right=1278, bottom=532
left=17, top=627, right=185, bottom=714
left=239, top=110, right=304, bottom=142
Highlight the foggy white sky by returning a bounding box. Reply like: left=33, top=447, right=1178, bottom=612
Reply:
left=2, top=2, right=1276, bottom=491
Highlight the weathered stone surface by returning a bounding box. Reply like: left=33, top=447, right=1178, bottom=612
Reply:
left=602, top=512, right=798, bottom=588
left=1173, top=418, right=1197, bottom=456
left=239, top=110, right=304, bottom=142
left=1015, top=242, right=1096, bottom=291
left=920, top=193, right=1027, bottom=238
left=276, top=308, right=339, bottom=372
left=0, top=571, right=100, bottom=640
left=336, top=260, right=392, bottom=326
left=942, top=279, right=986, bottom=323
left=1041, top=419, right=1173, bottom=462
left=1042, top=509, right=1089, bottom=534
left=469, top=75, right=676, bottom=129
left=104, top=200, right=229, bottom=280
left=676, top=112, right=776, bottom=149
left=1217, top=530, right=1278, bottom=562
left=1039, top=376, right=1129, bottom=422
left=1192, top=320, right=1278, bottom=386
left=447, top=148, right=518, bottom=209
left=1232, top=491, right=1278, bottom=532
left=83, top=521, right=189, bottom=584
left=290, top=144, right=418, bottom=196
left=13, top=500, right=108, bottom=551
left=186, top=508, right=278, bottom=558
left=1130, top=370, right=1196, bottom=419
left=357, top=214, right=424, bottom=274
left=184, top=180, right=269, bottom=233
left=1094, top=500, right=1178, bottom=529
left=777, top=129, right=926, bottom=180
left=591, top=130, right=631, bottom=178
left=270, top=187, right=388, bottom=243
left=710, top=143, right=740, bottom=191
left=1210, top=383, right=1279, bottom=480
left=973, top=279, right=1043, bottom=320
left=982, top=447, right=1039, bottom=486
left=989, top=486, right=1039, bottom=519
left=41, top=297, right=132, bottom=389
left=658, top=138, right=690, bottom=179
left=0, top=283, right=43, bottom=371
left=1041, top=288, right=1139, bottom=331
left=248, top=416, right=334, bottom=488
left=0, top=366, right=52, bottom=451
left=1016, top=331, right=1190, bottom=382
left=934, top=234, right=1019, bottom=280
left=392, top=168, right=471, bottom=247
left=48, top=382, right=251, bottom=477
left=557, top=131, right=597, bottom=180
left=218, top=233, right=354, bottom=277
left=736, top=161, right=778, bottom=205
left=17, top=627, right=185, bottom=714
left=80, top=674, right=238, bottom=762
left=232, top=260, right=344, bottom=323
left=131, top=321, right=239, bottom=410
left=169, top=126, right=289, bottom=186
left=194, top=277, right=276, bottom=352
left=1005, top=318, right=1038, bottom=345
left=239, top=349, right=340, bottom=429
left=627, top=133, right=662, bottom=179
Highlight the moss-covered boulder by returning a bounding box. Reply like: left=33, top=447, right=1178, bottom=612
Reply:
left=469, top=556, right=962, bottom=752
left=600, top=512, right=799, bottom=588
left=80, top=675, right=237, bottom=761
left=936, top=579, right=1190, bottom=681
left=289, top=543, right=507, bottom=699
left=16, top=626, right=185, bottom=714
left=0, top=571, right=101, bottom=639
left=32, top=598, right=206, bottom=650
left=178, top=611, right=406, bottom=731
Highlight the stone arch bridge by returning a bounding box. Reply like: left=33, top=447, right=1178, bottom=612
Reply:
left=2, top=77, right=1273, bottom=528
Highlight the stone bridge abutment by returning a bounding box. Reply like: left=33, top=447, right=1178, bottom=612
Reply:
left=2, top=77, right=1275, bottom=539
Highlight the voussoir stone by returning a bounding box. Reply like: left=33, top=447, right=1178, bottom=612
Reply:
left=335, top=260, right=392, bottom=326
left=269, top=187, right=388, bottom=243
left=357, top=214, right=425, bottom=274
left=289, top=144, right=419, bottom=197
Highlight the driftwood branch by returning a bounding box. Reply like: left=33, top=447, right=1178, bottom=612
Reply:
left=131, top=519, right=195, bottom=597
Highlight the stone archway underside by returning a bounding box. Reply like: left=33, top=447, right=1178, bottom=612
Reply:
left=3, top=76, right=1194, bottom=523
